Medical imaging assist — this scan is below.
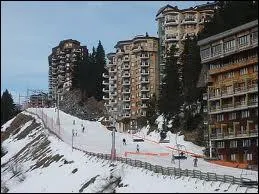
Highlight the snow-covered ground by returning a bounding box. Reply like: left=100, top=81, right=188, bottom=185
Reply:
left=25, top=108, right=258, bottom=181
left=1, top=112, right=257, bottom=193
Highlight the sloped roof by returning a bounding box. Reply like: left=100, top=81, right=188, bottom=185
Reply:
left=156, top=4, right=179, bottom=17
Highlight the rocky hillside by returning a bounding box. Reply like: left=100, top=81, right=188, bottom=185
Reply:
left=59, top=89, right=106, bottom=120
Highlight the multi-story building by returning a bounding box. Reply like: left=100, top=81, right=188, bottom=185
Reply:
left=156, top=2, right=218, bottom=83
left=197, top=20, right=258, bottom=166
left=29, top=93, right=48, bottom=108
left=48, top=39, right=87, bottom=100
left=103, top=34, right=159, bottom=131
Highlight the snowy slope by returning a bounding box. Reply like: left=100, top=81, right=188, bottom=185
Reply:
left=1, top=111, right=257, bottom=193
left=25, top=108, right=258, bottom=181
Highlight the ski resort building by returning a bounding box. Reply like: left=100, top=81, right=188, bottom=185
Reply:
left=156, top=2, right=218, bottom=84
left=198, top=20, right=258, bottom=167
left=48, top=39, right=88, bottom=100
left=103, top=34, right=159, bottom=131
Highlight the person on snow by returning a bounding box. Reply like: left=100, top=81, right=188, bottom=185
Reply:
left=171, top=151, right=175, bottom=164
left=136, top=144, right=140, bottom=152
left=123, top=138, right=126, bottom=145
left=193, top=156, right=198, bottom=167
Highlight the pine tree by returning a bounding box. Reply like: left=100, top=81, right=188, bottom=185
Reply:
left=146, top=93, right=158, bottom=127
left=95, top=41, right=106, bottom=101
left=158, top=44, right=182, bottom=119
left=1, top=89, right=16, bottom=125
left=181, top=35, right=202, bottom=104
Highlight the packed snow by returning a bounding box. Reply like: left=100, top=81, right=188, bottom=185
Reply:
left=1, top=109, right=257, bottom=193
left=26, top=108, right=258, bottom=180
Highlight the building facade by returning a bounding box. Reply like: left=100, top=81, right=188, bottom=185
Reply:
left=29, top=93, right=48, bottom=108
left=103, top=35, right=159, bottom=131
left=198, top=20, right=258, bottom=166
left=156, top=2, right=217, bottom=83
left=48, top=39, right=87, bottom=100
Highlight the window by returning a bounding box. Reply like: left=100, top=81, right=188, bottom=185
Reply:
left=238, top=35, right=249, bottom=47
left=217, top=141, right=224, bottom=148
left=252, top=31, right=258, bottom=42
left=212, top=44, right=222, bottom=56
left=244, top=153, right=253, bottom=161
left=226, top=72, right=234, bottom=79
left=216, top=114, right=224, bottom=122
left=230, top=154, right=236, bottom=161
left=243, top=139, right=251, bottom=147
left=201, top=48, right=210, bottom=59
left=240, top=67, right=248, bottom=75
left=230, top=140, right=238, bottom=148
left=254, top=65, right=258, bottom=72
left=229, top=112, right=236, bottom=120
left=241, top=110, right=250, bottom=118
left=224, top=39, right=235, bottom=52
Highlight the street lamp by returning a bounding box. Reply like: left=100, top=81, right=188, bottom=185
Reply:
left=56, top=91, right=60, bottom=134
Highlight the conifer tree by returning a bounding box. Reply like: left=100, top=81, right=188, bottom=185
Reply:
left=158, top=44, right=182, bottom=119
left=1, top=89, right=16, bottom=125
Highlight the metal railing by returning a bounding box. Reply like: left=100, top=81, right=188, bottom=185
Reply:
left=25, top=109, right=257, bottom=188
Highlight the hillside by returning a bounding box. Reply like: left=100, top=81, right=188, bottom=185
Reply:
left=1, top=110, right=257, bottom=193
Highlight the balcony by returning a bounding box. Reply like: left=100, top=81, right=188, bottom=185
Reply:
left=140, top=54, right=149, bottom=59
left=102, top=88, right=109, bottom=93
left=209, top=57, right=258, bottom=75
left=141, top=103, right=148, bottom=108
left=123, top=105, right=131, bottom=110
left=247, top=100, right=258, bottom=107
left=141, top=95, right=149, bottom=100
left=74, top=49, right=81, bottom=53
left=164, top=19, right=178, bottom=26
left=141, top=111, right=146, bottom=116
left=122, top=89, right=131, bottom=94
left=141, top=71, right=149, bottom=75
left=182, top=17, right=197, bottom=24
left=109, top=68, right=117, bottom=73
left=117, top=49, right=124, bottom=56
left=141, top=79, right=149, bottom=84
left=110, top=91, right=117, bottom=96
left=211, top=129, right=258, bottom=140
left=60, top=60, right=65, bottom=64
left=109, top=99, right=117, bottom=104
left=103, top=95, right=109, bottom=100
left=132, top=46, right=142, bottom=53
left=141, top=62, right=149, bottom=67
left=102, top=73, right=109, bottom=78
left=122, top=73, right=130, bottom=78
left=122, top=81, right=131, bottom=85
left=109, top=83, right=117, bottom=88
left=123, top=98, right=130, bottom=102
left=122, top=65, right=130, bottom=70
left=123, top=57, right=130, bottom=62
left=123, top=113, right=131, bottom=118
left=106, top=62, right=114, bottom=67
left=165, top=35, right=179, bottom=42
left=102, top=80, right=109, bottom=85
left=110, top=76, right=117, bottom=81
left=141, top=87, right=149, bottom=92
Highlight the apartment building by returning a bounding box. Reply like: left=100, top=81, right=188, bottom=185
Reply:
left=29, top=93, right=48, bottom=108
left=156, top=2, right=217, bottom=83
left=103, top=35, right=159, bottom=131
left=197, top=20, right=258, bottom=166
left=48, top=39, right=87, bottom=100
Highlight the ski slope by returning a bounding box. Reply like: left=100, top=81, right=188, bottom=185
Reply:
left=27, top=108, right=258, bottom=181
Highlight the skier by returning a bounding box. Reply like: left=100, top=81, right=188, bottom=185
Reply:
left=72, top=129, right=75, bottom=136
left=171, top=151, right=175, bottom=164
left=75, top=130, right=78, bottom=136
left=136, top=144, right=140, bottom=152
left=73, top=120, right=75, bottom=125
left=193, top=156, right=198, bottom=167
left=82, top=126, right=85, bottom=133
left=123, top=138, right=126, bottom=145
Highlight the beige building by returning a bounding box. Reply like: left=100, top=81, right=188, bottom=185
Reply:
left=156, top=2, right=218, bottom=83
left=48, top=39, right=87, bottom=100
left=103, top=34, right=159, bottom=131
left=198, top=20, right=258, bottom=166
